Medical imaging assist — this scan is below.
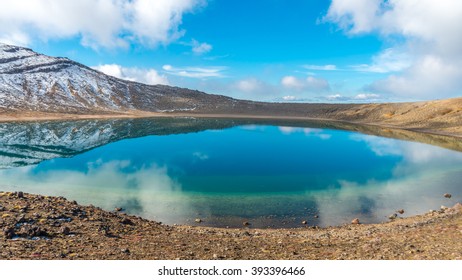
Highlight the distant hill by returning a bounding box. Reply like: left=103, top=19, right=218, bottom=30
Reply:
left=0, top=43, right=238, bottom=114
left=1, top=43, right=461, bottom=137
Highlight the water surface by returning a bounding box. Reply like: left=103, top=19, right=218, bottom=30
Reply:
left=0, top=118, right=461, bottom=228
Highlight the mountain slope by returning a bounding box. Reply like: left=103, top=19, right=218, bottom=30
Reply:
left=1, top=43, right=462, bottom=138
left=0, top=43, right=236, bottom=113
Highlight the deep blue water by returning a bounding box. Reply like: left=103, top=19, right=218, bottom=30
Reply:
left=1, top=121, right=462, bottom=228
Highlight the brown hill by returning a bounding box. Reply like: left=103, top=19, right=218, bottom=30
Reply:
left=1, top=42, right=461, bottom=138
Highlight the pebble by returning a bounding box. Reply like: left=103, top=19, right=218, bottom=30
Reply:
left=60, top=226, right=71, bottom=235
left=301, top=220, right=307, bottom=225
left=397, top=209, right=405, bottom=214
left=351, top=218, right=360, bottom=225
left=115, top=207, right=123, bottom=212
left=3, top=227, right=15, bottom=239
left=19, top=225, right=48, bottom=237
left=17, top=191, right=24, bottom=198
left=16, top=214, right=26, bottom=223
left=314, top=215, right=319, bottom=219
left=389, top=213, right=398, bottom=220
left=121, top=217, right=134, bottom=225
left=3, top=190, right=460, bottom=260
left=444, top=193, right=452, bottom=199
left=243, top=221, right=250, bottom=226
left=194, top=218, right=202, bottom=223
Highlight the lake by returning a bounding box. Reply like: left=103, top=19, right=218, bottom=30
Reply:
left=0, top=118, right=461, bottom=228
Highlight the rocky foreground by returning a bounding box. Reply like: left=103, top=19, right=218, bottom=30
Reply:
left=1, top=191, right=461, bottom=260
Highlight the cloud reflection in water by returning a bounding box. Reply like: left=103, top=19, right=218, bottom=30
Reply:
left=0, top=124, right=461, bottom=228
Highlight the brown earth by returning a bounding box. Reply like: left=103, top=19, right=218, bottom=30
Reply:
left=1, top=191, right=461, bottom=260
left=1, top=97, right=462, bottom=138
left=1, top=98, right=462, bottom=260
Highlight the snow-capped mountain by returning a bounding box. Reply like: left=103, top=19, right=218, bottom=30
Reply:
left=0, top=43, right=235, bottom=113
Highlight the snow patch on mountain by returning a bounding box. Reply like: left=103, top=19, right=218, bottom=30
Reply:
left=0, top=42, right=235, bottom=114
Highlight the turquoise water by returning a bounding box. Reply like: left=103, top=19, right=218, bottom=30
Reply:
left=1, top=118, right=461, bottom=228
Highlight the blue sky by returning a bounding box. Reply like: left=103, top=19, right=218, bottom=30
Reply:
left=1, top=0, right=461, bottom=102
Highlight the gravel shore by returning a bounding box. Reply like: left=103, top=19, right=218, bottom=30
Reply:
left=1, top=191, right=461, bottom=260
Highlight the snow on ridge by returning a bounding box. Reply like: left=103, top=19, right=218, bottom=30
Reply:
left=0, top=43, right=133, bottom=112
left=0, top=43, right=231, bottom=114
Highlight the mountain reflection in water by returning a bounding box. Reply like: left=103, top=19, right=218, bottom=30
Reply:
left=0, top=118, right=461, bottom=228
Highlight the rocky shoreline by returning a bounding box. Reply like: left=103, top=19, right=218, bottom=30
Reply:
left=1, top=191, right=461, bottom=260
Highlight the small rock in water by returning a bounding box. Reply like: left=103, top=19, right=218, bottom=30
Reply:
left=314, top=215, right=319, bottom=219
left=301, top=220, right=307, bottom=225
left=444, top=193, right=452, bottom=199
left=243, top=221, right=250, bottom=226
left=115, top=207, right=123, bottom=212
left=389, top=213, right=398, bottom=220
left=194, top=218, right=202, bottom=223
left=397, top=209, right=405, bottom=214
left=351, top=218, right=360, bottom=225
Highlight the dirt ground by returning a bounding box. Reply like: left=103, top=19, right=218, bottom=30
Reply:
left=1, top=191, right=461, bottom=260
left=1, top=97, right=462, bottom=138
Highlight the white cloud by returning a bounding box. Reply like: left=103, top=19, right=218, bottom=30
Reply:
left=93, top=64, right=169, bottom=85
left=353, top=93, right=380, bottom=100
left=306, top=76, right=330, bottom=91
left=278, top=127, right=332, bottom=140
left=325, top=0, right=384, bottom=34
left=350, top=134, right=403, bottom=157
left=351, top=48, right=412, bottom=73
left=366, top=55, right=462, bottom=98
left=191, top=39, right=212, bottom=55
left=235, top=78, right=262, bottom=93
left=94, top=64, right=124, bottom=79
left=325, top=0, right=462, bottom=99
left=351, top=134, right=462, bottom=164
left=281, top=76, right=330, bottom=92
left=326, top=94, right=347, bottom=101
left=303, top=64, right=338, bottom=71
left=230, top=78, right=283, bottom=99
left=0, top=0, right=205, bottom=49
left=281, top=76, right=304, bottom=89
left=282, top=95, right=298, bottom=101
left=162, top=64, right=226, bottom=79
left=192, top=152, right=209, bottom=160
left=325, top=93, right=382, bottom=102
